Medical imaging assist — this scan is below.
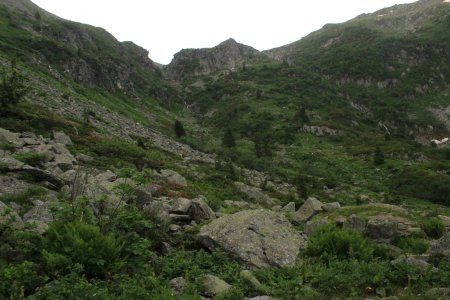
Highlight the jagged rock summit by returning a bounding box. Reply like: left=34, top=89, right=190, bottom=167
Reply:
left=165, top=38, right=267, bottom=81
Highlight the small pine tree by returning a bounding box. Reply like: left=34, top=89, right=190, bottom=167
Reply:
left=35, top=11, right=41, bottom=21
left=174, top=120, right=185, bottom=138
left=254, top=134, right=272, bottom=158
left=256, top=89, right=262, bottom=100
left=294, top=174, right=308, bottom=200
left=373, top=146, right=385, bottom=165
left=222, top=128, right=236, bottom=147
left=293, top=105, right=309, bottom=126
left=0, top=61, right=29, bottom=111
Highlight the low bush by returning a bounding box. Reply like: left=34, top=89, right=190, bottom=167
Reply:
left=305, top=223, right=374, bottom=262
left=14, top=151, right=47, bottom=167
left=394, top=237, right=429, bottom=254
left=42, top=221, right=125, bottom=279
left=421, top=218, right=446, bottom=239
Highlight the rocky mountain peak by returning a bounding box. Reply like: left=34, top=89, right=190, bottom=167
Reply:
left=164, top=38, right=266, bottom=82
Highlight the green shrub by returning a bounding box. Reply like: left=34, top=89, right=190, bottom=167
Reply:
left=394, top=237, right=429, bottom=254
left=88, top=138, right=164, bottom=170
left=174, top=120, right=186, bottom=138
left=0, top=261, right=46, bottom=299
left=14, top=152, right=47, bottom=167
left=305, top=223, right=373, bottom=262
left=421, top=218, right=446, bottom=239
left=0, top=142, right=16, bottom=152
left=42, top=221, right=125, bottom=279
left=0, top=62, right=29, bottom=111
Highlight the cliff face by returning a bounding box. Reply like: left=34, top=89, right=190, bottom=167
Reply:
left=165, top=38, right=267, bottom=82
left=0, top=0, right=163, bottom=94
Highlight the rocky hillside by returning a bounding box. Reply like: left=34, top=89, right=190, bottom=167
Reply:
left=1, top=0, right=450, bottom=299
left=165, top=38, right=268, bottom=82
left=0, top=0, right=167, bottom=96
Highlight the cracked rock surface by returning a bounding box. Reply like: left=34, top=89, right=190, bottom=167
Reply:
left=198, top=209, right=305, bottom=268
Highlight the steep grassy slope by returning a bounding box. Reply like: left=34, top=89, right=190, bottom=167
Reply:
left=0, top=0, right=182, bottom=135
left=178, top=0, right=450, bottom=205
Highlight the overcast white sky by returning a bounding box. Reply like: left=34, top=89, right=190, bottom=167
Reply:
left=32, top=0, right=416, bottom=64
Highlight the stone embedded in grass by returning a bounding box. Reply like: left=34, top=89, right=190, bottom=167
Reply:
left=169, top=277, right=186, bottom=296
left=292, top=197, right=324, bottom=224
left=171, top=197, right=192, bottom=214
left=52, top=131, right=73, bottom=146
left=201, top=274, right=232, bottom=298
left=189, top=196, right=216, bottom=223
left=160, top=169, right=187, bottom=187
left=198, top=209, right=305, bottom=268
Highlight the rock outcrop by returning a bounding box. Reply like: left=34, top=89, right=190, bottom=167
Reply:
left=198, top=209, right=305, bottom=268
left=292, top=197, right=324, bottom=224
left=165, top=38, right=266, bottom=82
left=201, top=274, right=232, bottom=298
left=343, top=214, right=418, bottom=243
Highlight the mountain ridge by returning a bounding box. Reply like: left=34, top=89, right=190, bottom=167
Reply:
left=164, top=38, right=269, bottom=82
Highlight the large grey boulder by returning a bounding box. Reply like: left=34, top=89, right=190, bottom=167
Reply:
left=280, top=202, right=296, bottom=213
left=189, top=197, right=216, bottom=223
left=344, top=214, right=417, bottom=243
left=95, top=170, right=117, bottom=182
left=304, top=217, right=329, bottom=236
left=144, top=201, right=170, bottom=224
left=169, top=277, right=186, bottom=296
left=292, top=197, right=324, bottom=224
left=171, top=197, right=192, bottom=214
left=343, top=214, right=367, bottom=233
left=0, top=128, right=22, bottom=147
left=324, top=202, right=341, bottom=211
left=201, top=274, right=232, bottom=298
left=234, top=182, right=277, bottom=206
left=53, top=131, right=73, bottom=146
left=198, top=209, right=305, bottom=268
left=365, top=215, right=417, bottom=243
left=160, top=169, right=187, bottom=187
left=0, top=158, right=65, bottom=190
left=240, top=270, right=262, bottom=290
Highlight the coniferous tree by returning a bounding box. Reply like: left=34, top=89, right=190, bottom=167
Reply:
left=0, top=61, right=29, bottom=111
left=222, top=128, right=236, bottom=147
left=293, top=105, right=309, bottom=127
left=174, top=120, right=185, bottom=138
left=373, top=146, right=385, bottom=165
left=294, top=174, right=308, bottom=200
left=254, top=134, right=272, bottom=158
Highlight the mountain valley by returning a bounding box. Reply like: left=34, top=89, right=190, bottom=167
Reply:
left=0, top=0, right=450, bottom=299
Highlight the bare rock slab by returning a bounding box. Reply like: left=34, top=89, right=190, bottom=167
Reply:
left=198, top=209, right=305, bottom=268
left=292, top=197, right=324, bottom=224
left=201, top=274, right=232, bottom=298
